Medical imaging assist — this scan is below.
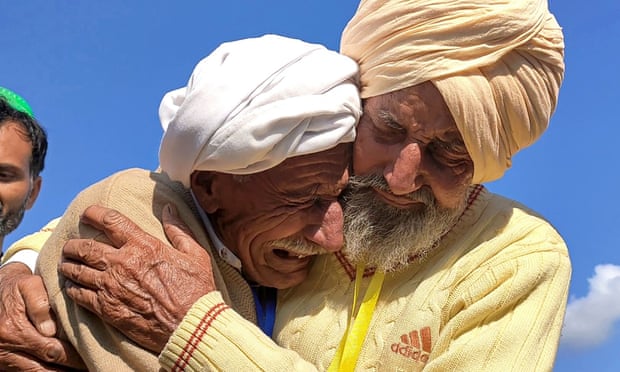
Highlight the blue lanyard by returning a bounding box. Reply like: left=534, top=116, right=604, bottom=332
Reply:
left=251, top=286, right=277, bottom=337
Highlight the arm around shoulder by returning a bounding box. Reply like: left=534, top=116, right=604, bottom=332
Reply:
left=36, top=169, right=171, bottom=371
left=428, top=225, right=571, bottom=371
left=160, top=291, right=318, bottom=372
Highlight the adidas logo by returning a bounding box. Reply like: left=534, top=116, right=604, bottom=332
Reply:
left=390, top=326, right=432, bottom=364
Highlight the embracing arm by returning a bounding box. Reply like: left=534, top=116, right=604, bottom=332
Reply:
left=61, top=202, right=319, bottom=371
left=0, top=261, right=84, bottom=371
left=35, top=168, right=209, bottom=371
left=427, top=227, right=571, bottom=371
left=0, top=217, right=85, bottom=371
left=160, top=291, right=319, bottom=371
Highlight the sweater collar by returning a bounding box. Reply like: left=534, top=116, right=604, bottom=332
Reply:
left=190, top=190, right=242, bottom=271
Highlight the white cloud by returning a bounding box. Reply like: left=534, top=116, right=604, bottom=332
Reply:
left=560, top=264, right=620, bottom=350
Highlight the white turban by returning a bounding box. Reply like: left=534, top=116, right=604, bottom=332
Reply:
left=341, top=0, right=564, bottom=183
left=159, top=34, right=361, bottom=187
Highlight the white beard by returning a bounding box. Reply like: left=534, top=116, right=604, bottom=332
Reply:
left=342, top=175, right=468, bottom=272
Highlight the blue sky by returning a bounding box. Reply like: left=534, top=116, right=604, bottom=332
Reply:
left=1, top=1, right=618, bottom=370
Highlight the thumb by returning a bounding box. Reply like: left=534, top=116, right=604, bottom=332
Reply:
left=162, top=203, right=203, bottom=256
left=20, top=275, right=57, bottom=337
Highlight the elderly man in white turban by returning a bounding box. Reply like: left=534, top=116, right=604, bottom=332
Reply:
left=1, top=34, right=360, bottom=371
left=67, top=0, right=568, bottom=371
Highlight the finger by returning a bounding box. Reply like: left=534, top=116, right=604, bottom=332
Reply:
left=64, top=280, right=101, bottom=317
left=46, top=338, right=87, bottom=370
left=0, top=261, right=32, bottom=278
left=19, top=275, right=56, bottom=337
left=0, top=320, right=82, bottom=370
left=79, top=204, right=147, bottom=248
left=0, top=350, right=55, bottom=372
left=59, top=261, right=104, bottom=291
left=62, top=239, right=119, bottom=271
left=26, top=338, right=85, bottom=371
left=162, top=203, right=203, bottom=256
left=62, top=238, right=111, bottom=270
left=0, top=329, right=86, bottom=370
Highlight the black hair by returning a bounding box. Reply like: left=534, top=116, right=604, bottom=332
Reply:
left=0, top=97, right=48, bottom=177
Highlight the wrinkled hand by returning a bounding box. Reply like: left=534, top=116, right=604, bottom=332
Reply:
left=60, top=204, right=216, bottom=353
left=0, top=262, right=85, bottom=371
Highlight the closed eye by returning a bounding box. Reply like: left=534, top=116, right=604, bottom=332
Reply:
left=428, top=140, right=472, bottom=174
left=0, top=166, right=20, bottom=183
left=429, top=141, right=469, bottom=163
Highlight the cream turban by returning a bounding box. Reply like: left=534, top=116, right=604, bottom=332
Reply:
left=341, top=0, right=564, bottom=183
left=159, top=34, right=361, bottom=187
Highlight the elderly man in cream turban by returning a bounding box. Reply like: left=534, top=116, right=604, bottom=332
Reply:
left=267, top=0, right=569, bottom=371
left=79, top=0, right=567, bottom=371
left=0, top=34, right=361, bottom=371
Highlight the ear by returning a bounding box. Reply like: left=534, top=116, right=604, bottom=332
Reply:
left=190, top=171, right=221, bottom=214
left=25, top=176, right=42, bottom=210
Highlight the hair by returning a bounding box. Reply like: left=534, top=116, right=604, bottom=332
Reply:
left=0, top=97, right=48, bottom=177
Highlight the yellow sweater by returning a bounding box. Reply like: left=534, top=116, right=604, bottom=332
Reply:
left=19, top=177, right=570, bottom=371
left=1, top=218, right=59, bottom=265
left=161, top=185, right=571, bottom=371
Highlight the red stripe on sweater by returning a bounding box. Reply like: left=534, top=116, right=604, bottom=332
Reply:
left=172, top=302, right=230, bottom=371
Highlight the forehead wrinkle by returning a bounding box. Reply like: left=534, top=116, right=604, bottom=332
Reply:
left=269, top=163, right=347, bottom=200
left=257, top=170, right=317, bottom=201
left=384, top=102, right=461, bottom=145
left=264, top=144, right=349, bottom=196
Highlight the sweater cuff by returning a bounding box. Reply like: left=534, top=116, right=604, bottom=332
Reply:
left=159, top=291, right=316, bottom=371
left=159, top=291, right=229, bottom=371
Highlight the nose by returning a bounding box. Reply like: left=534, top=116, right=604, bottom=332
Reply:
left=384, top=142, right=425, bottom=195
left=302, top=200, right=344, bottom=252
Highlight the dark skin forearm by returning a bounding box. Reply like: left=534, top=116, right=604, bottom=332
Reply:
left=0, top=262, right=85, bottom=371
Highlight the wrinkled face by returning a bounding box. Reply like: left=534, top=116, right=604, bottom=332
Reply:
left=344, top=82, right=474, bottom=271
left=0, top=122, right=41, bottom=240
left=354, top=82, right=473, bottom=208
left=192, top=143, right=351, bottom=289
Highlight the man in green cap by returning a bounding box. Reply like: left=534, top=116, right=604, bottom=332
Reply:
left=0, top=87, right=47, bottom=253
left=0, top=88, right=74, bottom=371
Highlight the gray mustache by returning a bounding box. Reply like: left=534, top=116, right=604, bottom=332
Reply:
left=344, top=174, right=436, bottom=205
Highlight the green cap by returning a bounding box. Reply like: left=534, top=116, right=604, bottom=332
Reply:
left=0, top=87, right=34, bottom=118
